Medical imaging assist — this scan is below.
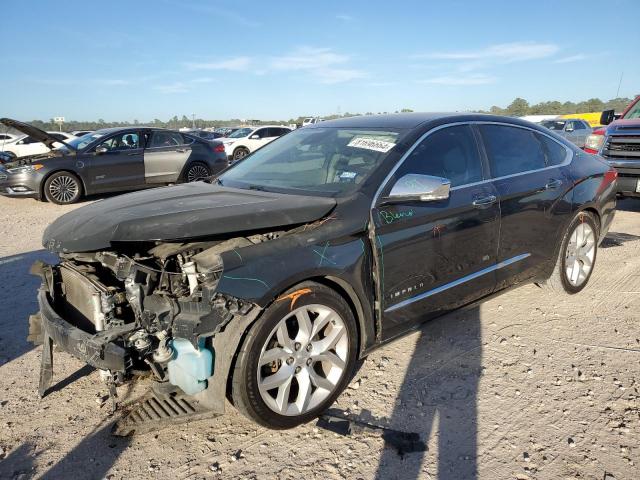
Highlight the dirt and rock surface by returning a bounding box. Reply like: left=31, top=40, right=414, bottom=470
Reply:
left=0, top=194, right=639, bottom=480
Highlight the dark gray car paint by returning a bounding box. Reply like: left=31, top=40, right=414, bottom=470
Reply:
left=0, top=121, right=228, bottom=200
left=43, top=182, right=337, bottom=252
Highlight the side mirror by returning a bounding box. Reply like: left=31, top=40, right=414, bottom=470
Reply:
left=250, top=134, right=260, bottom=140
left=95, top=146, right=108, bottom=154
left=600, top=109, right=615, bottom=126
left=565, top=126, right=574, bottom=132
left=383, top=174, right=451, bottom=203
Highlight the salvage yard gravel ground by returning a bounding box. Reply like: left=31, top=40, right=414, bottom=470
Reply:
left=0, top=194, right=639, bottom=479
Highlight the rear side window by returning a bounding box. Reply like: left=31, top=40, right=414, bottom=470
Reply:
left=150, top=131, right=184, bottom=148
left=396, top=125, right=483, bottom=188
left=536, top=133, right=569, bottom=166
left=479, top=125, right=546, bottom=178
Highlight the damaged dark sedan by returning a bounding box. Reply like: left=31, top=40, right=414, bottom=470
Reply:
left=29, top=113, right=617, bottom=431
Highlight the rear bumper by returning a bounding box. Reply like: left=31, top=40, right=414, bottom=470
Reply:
left=34, top=288, right=126, bottom=372
left=604, top=159, right=640, bottom=195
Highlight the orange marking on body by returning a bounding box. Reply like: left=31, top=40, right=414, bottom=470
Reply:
left=276, top=288, right=313, bottom=310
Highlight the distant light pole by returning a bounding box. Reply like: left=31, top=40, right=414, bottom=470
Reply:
left=192, top=114, right=196, bottom=129
left=616, top=72, right=624, bottom=98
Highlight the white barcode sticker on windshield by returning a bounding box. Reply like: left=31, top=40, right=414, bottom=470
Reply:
left=347, top=137, right=396, bottom=153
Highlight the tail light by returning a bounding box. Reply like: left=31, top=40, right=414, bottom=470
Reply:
left=597, top=167, right=618, bottom=194
left=584, top=128, right=605, bottom=154
left=213, top=143, right=226, bottom=153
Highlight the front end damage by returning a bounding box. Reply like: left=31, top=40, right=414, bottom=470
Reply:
left=28, top=235, right=286, bottom=428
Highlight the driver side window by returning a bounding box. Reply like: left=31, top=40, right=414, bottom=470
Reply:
left=395, top=125, right=483, bottom=188
left=97, top=132, right=140, bottom=152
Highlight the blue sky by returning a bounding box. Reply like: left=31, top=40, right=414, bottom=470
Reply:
left=2, top=0, right=639, bottom=121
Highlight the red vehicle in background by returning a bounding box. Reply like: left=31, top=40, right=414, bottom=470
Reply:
left=585, top=95, right=640, bottom=197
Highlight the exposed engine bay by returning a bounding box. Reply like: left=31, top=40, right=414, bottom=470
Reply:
left=31, top=231, right=285, bottom=405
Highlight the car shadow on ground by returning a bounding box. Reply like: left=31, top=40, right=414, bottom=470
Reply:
left=0, top=421, right=131, bottom=480
left=374, top=306, right=482, bottom=480
left=0, top=250, right=57, bottom=367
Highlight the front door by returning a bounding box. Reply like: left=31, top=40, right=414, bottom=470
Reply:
left=144, top=131, right=192, bottom=184
left=373, top=124, right=500, bottom=341
left=86, top=130, right=144, bottom=191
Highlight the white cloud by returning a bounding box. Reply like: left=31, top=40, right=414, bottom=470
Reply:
left=553, top=54, right=588, bottom=64
left=154, top=82, right=190, bottom=94
left=412, top=42, right=559, bottom=63
left=418, top=74, right=497, bottom=86
left=185, top=57, right=251, bottom=71
left=270, top=46, right=366, bottom=84
left=336, top=14, right=353, bottom=21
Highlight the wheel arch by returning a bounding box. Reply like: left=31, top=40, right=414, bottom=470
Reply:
left=223, top=275, right=369, bottom=401
left=40, top=169, right=86, bottom=200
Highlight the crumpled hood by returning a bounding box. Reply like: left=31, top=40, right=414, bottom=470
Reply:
left=43, top=182, right=336, bottom=253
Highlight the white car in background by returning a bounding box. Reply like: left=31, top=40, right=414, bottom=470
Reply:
left=0, top=133, right=19, bottom=143
left=0, top=131, right=76, bottom=159
left=221, top=125, right=292, bottom=161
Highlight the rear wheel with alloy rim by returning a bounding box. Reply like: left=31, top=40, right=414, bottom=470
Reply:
left=185, top=162, right=211, bottom=182
left=542, top=211, right=598, bottom=294
left=232, top=281, right=357, bottom=429
left=44, top=171, right=82, bottom=204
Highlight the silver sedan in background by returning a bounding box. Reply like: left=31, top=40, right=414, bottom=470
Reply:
left=540, top=119, right=592, bottom=149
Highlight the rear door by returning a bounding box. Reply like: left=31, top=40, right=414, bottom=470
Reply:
left=86, top=130, right=144, bottom=191
left=144, top=131, right=193, bottom=184
left=477, top=123, right=573, bottom=287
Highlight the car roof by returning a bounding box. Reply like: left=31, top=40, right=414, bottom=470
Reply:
left=307, top=112, right=549, bottom=130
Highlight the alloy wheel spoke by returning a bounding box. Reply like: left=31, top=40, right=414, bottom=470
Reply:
left=260, top=364, right=294, bottom=391
left=276, top=322, right=294, bottom=352
left=313, top=350, right=346, bottom=370
left=295, top=368, right=312, bottom=413
left=308, top=368, right=335, bottom=391
left=312, top=325, right=345, bottom=353
left=274, top=375, right=293, bottom=414
left=310, top=309, right=333, bottom=339
left=260, top=347, right=288, bottom=366
left=295, top=308, right=313, bottom=343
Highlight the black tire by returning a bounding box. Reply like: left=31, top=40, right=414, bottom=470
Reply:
left=541, top=211, right=598, bottom=294
left=233, top=147, right=249, bottom=161
left=184, top=162, right=211, bottom=182
left=231, top=281, right=358, bottom=429
left=43, top=171, right=82, bottom=205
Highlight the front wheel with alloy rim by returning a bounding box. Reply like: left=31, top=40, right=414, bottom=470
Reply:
left=231, top=282, right=358, bottom=429
left=43, top=171, right=82, bottom=204
left=542, top=211, right=598, bottom=294
left=233, top=147, right=249, bottom=161
left=185, top=162, right=211, bottom=182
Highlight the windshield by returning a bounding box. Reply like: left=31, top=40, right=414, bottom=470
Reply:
left=541, top=120, right=566, bottom=131
left=623, top=100, right=640, bottom=119
left=219, top=127, right=404, bottom=195
left=227, top=128, right=253, bottom=139
left=66, top=132, right=105, bottom=150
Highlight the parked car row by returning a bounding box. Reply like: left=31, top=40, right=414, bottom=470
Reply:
left=0, top=118, right=229, bottom=204
left=0, top=131, right=77, bottom=159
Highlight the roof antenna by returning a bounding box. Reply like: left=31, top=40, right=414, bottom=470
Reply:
left=615, top=72, right=624, bottom=98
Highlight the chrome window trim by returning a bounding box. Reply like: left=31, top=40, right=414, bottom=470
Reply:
left=371, top=120, right=574, bottom=207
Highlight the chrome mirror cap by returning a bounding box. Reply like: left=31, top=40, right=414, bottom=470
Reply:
left=386, top=173, right=451, bottom=203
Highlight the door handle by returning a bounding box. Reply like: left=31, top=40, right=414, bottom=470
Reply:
left=545, top=179, right=563, bottom=190
left=472, top=194, right=497, bottom=208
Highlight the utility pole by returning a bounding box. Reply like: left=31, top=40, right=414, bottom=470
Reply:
left=192, top=114, right=196, bottom=129
left=616, top=72, right=624, bottom=98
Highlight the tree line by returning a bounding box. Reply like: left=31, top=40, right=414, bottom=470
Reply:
left=4, top=97, right=635, bottom=134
